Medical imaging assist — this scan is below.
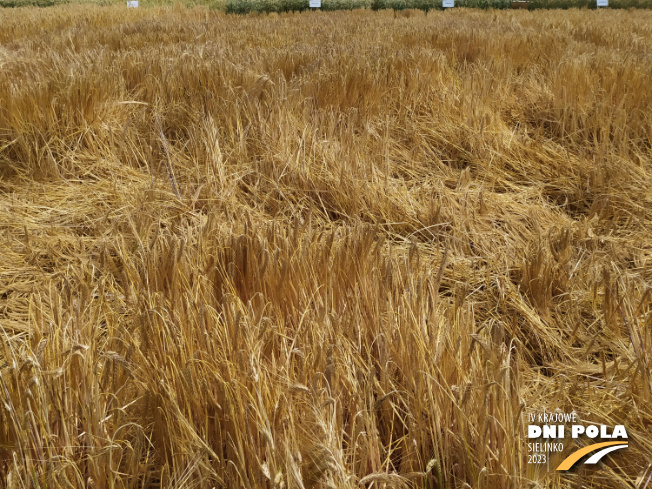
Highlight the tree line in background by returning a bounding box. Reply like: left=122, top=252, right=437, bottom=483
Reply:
left=226, top=0, right=652, bottom=13
left=1, top=0, right=652, bottom=12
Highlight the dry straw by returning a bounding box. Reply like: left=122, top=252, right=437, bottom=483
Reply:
left=0, top=5, right=650, bottom=488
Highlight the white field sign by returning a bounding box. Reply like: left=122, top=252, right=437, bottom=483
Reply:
left=309, top=0, right=321, bottom=6
left=443, top=0, right=454, bottom=7
left=597, top=0, right=608, bottom=5
left=127, top=0, right=139, bottom=6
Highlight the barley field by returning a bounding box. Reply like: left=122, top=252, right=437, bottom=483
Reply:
left=0, top=5, right=651, bottom=488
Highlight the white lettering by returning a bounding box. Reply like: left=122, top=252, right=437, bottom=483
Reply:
left=600, top=425, right=611, bottom=438
left=612, top=425, right=628, bottom=439
left=542, top=425, right=557, bottom=438
left=572, top=425, right=584, bottom=438
left=586, top=425, right=599, bottom=438
left=528, top=425, right=542, bottom=438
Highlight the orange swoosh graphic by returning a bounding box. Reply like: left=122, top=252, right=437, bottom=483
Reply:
left=556, top=441, right=628, bottom=471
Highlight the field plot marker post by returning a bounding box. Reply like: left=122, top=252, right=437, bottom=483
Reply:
left=442, top=0, right=454, bottom=7
left=126, top=0, right=138, bottom=7
left=596, top=0, right=608, bottom=6
left=309, top=0, right=321, bottom=7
